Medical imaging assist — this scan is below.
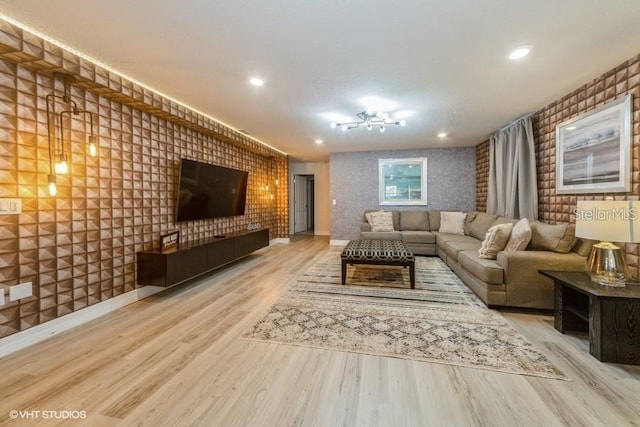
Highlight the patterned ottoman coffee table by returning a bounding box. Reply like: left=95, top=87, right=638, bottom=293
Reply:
left=341, top=240, right=415, bottom=288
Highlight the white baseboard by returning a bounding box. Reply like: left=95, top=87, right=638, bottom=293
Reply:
left=329, top=239, right=350, bottom=246
left=270, top=238, right=290, bottom=244
left=0, top=285, right=165, bottom=359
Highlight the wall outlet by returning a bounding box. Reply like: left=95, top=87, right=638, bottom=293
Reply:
left=9, top=282, right=32, bottom=301
left=0, top=198, right=21, bottom=215
left=332, top=199, right=336, bottom=206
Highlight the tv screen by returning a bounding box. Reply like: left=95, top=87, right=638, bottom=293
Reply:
left=176, top=158, right=248, bottom=221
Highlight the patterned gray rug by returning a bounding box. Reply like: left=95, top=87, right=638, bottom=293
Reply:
left=243, top=253, right=567, bottom=380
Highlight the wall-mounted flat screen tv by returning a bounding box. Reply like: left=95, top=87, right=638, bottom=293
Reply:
left=176, top=158, right=248, bottom=222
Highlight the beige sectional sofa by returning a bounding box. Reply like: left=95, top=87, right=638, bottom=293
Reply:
left=360, top=209, right=590, bottom=310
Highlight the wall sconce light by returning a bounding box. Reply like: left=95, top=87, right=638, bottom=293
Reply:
left=45, top=73, right=99, bottom=196
left=88, top=136, right=98, bottom=157
left=47, top=174, right=57, bottom=197
left=54, top=152, right=68, bottom=175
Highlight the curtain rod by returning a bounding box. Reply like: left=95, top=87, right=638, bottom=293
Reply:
left=497, top=112, right=534, bottom=132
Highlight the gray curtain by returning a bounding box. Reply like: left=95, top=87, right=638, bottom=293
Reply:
left=487, top=117, right=538, bottom=219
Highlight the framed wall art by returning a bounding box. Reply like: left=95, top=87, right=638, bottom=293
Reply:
left=556, top=94, right=632, bottom=194
left=379, top=157, right=427, bottom=205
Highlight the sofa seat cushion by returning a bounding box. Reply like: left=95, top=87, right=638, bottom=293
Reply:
left=458, top=251, right=504, bottom=285
left=434, top=232, right=478, bottom=242
left=401, top=231, right=436, bottom=244
left=443, top=238, right=482, bottom=261
left=434, top=232, right=478, bottom=250
left=360, top=231, right=403, bottom=240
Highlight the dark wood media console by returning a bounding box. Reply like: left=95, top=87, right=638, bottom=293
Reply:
left=136, top=228, right=269, bottom=287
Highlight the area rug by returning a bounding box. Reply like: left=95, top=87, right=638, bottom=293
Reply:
left=242, top=253, right=567, bottom=380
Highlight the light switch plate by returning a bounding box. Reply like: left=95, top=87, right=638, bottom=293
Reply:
left=0, top=289, right=4, bottom=306
left=0, top=198, right=22, bottom=215
left=9, top=282, right=32, bottom=301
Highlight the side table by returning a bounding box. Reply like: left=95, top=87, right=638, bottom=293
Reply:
left=540, top=270, right=640, bottom=365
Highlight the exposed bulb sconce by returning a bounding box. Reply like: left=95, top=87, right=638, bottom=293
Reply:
left=54, top=153, right=68, bottom=175
left=85, top=111, right=98, bottom=157
left=45, top=73, right=99, bottom=196
left=88, top=135, right=98, bottom=157
left=48, top=174, right=57, bottom=197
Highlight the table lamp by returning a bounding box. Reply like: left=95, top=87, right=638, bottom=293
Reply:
left=574, top=200, right=639, bottom=287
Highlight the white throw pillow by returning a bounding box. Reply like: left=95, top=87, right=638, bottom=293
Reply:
left=438, top=211, right=467, bottom=235
left=504, top=218, right=532, bottom=251
left=478, top=223, right=514, bottom=259
left=370, top=211, right=395, bottom=232
left=365, top=210, right=384, bottom=225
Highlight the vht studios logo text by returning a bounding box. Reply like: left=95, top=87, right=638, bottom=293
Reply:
left=9, top=410, right=87, bottom=420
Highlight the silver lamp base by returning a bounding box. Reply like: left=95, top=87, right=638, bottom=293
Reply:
left=587, top=242, right=628, bottom=287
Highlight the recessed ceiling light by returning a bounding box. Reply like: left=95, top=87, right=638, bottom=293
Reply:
left=566, top=126, right=577, bottom=130
left=314, top=139, right=323, bottom=144
left=249, top=77, right=265, bottom=86
left=438, top=132, right=447, bottom=138
left=508, top=47, right=530, bottom=60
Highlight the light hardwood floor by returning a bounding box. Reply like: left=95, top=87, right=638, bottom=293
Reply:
left=1, top=235, right=639, bottom=427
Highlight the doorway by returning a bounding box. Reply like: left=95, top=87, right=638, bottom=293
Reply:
left=293, top=174, right=315, bottom=234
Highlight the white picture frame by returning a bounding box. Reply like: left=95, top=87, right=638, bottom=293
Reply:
left=379, top=158, right=427, bottom=205
left=556, top=94, right=632, bottom=194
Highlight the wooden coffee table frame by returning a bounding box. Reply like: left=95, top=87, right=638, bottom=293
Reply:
left=341, top=240, right=415, bottom=289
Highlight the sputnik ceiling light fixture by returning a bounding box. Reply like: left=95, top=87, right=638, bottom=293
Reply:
left=330, top=110, right=406, bottom=133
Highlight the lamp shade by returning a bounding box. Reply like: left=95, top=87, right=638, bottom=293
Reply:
left=575, top=200, right=640, bottom=243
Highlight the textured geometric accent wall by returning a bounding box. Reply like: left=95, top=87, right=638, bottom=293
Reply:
left=476, top=52, right=640, bottom=278
left=475, top=140, right=489, bottom=212
left=330, top=148, right=477, bottom=240
left=0, top=20, right=288, bottom=339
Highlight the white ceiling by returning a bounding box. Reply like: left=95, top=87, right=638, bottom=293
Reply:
left=1, top=1, right=640, bottom=161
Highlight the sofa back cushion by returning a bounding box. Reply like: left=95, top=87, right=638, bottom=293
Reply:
left=529, top=221, right=577, bottom=253
left=465, top=212, right=498, bottom=240
left=439, top=211, right=467, bottom=235
left=428, top=211, right=441, bottom=231
left=399, top=211, right=430, bottom=231
left=571, top=238, right=594, bottom=258
left=491, top=216, right=518, bottom=227
left=478, top=223, right=514, bottom=259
